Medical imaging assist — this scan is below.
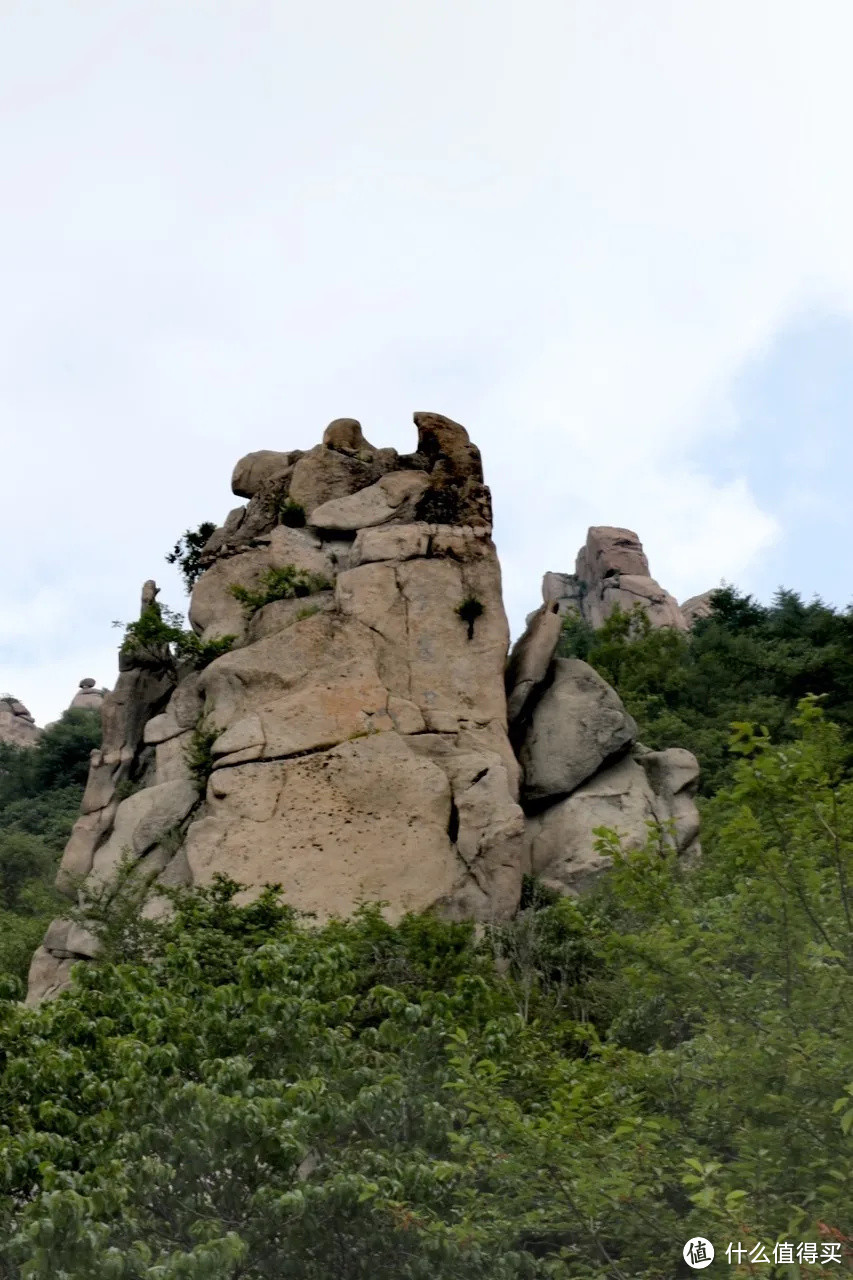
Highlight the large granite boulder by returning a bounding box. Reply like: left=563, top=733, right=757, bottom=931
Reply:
left=508, top=602, right=701, bottom=900
left=505, top=600, right=563, bottom=734
left=526, top=745, right=701, bottom=896
left=680, top=590, right=716, bottom=627
left=518, top=658, right=637, bottom=806
left=69, top=678, right=107, bottom=714
left=0, top=697, right=40, bottom=747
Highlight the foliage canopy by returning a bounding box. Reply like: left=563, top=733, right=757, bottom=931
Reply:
left=0, top=703, right=851, bottom=1276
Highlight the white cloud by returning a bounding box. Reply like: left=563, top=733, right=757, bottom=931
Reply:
left=3, top=0, right=853, bottom=723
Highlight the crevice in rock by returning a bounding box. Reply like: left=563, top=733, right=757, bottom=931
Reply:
left=447, top=798, right=460, bottom=844
left=212, top=738, right=356, bottom=773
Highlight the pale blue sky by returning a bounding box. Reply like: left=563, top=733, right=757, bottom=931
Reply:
left=3, top=1, right=853, bottom=725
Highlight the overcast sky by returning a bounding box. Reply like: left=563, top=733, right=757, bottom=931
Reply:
left=3, top=1, right=853, bottom=726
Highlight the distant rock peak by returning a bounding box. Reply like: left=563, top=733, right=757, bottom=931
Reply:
left=0, top=695, right=40, bottom=747
left=542, top=526, right=711, bottom=631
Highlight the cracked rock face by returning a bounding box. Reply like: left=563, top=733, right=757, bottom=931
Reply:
left=28, top=413, right=525, bottom=1003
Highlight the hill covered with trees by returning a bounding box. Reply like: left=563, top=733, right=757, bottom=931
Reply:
left=0, top=708, right=101, bottom=984
left=0, top=588, right=851, bottom=1276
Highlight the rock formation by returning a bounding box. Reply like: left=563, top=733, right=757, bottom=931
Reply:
left=27, top=416, right=702, bottom=1004
left=542, top=526, right=712, bottom=631
left=506, top=609, right=701, bottom=897
left=68, top=677, right=108, bottom=714
left=0, top=696, right=41, bottom=748
left=28, top=413, right=527, bottom=1003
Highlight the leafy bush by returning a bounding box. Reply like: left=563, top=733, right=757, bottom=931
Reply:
left=1, top=705, right=850, bottom=1274
left=0, top=708, right=101, bottom=982
left=185, top=714, right=219, bottom=790
left=173, top=630, right=236, bottom=669
left=116, top=604, right=233, bottom=672
left=165, top=521, right=218, bottom=592
left=277, top=497, right=306, bottom=527
left=229, top=565, right=331, bottom=617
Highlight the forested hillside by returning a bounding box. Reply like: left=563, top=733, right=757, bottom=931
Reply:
left=0, top=709, right=101, bottom=983
left=0, top=590, right=851, bottom=1276
left=559, top=585, right=853, bottom=794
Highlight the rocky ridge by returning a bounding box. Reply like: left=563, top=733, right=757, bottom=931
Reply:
left=26, top=415, right=701, bottom=1003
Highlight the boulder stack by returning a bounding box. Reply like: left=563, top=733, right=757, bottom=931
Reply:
left=506, top=610, right=701, bottom=896
left=69, top=678, right=108, bottom=714
left=27, top=416, right=704, bottom=1004
left=0, top=696, right=40, bottom=748
left=542, top=526, right=710, bottom=631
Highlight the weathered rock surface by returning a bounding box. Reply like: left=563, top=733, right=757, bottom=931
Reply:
left=518, top=658, right=638, bottom=806
left=29, top=413, right=529, bottom=1003
left=505, top=601, right=562, bottom=734
left=680, top=590, right=716, bottom=627
left=525, top=745, right=700, bottom=896
left=69, top=677, right=107, bottom=714
left=506, top=606, right=701, bottom=898
left=542, top=527, right=689, bottom=631
left=0, top=696, right=41, bottom=747
left=29, top=419, right=705, bottom=1006
left=189, top=526, right=334, bottom=644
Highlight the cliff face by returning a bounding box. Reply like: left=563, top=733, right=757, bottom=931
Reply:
left=26, top=415, right=701, bottom=1004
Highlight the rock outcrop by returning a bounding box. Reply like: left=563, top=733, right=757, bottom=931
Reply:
left=506, top=607, right=701, bottom=897
left=28, top=414, right=525, bottom=1003
left=542, top=527, right=711, bottom=631
left=0, top=697, right=40, bottom=748
left=680, top=590, right=716, bottom=627
left=28, top=418, right=704, bottom=1005
left=69, top=678, right=108, bottom=714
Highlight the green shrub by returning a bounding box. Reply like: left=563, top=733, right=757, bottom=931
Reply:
left=185, top=715, right=219, bottom=791
left=165, top=521, right=218, bottom=592
left=173, top=630, right=236, bottom=669
left=277, top=497, right=306, bottom=527
left=229, top=565, right=331, bottom=617
left=558, top=586, right=853, bottom=794
left=115, top=606, right=233, bottom=672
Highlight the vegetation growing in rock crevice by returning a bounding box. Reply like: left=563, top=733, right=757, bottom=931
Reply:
left=116, top=604, right=234, bottom=672
left=277, top=497, right=306, bottom=527
left=166, top=522, right=218, bottom=592
left=185, top=713, right=220, bottom=791
left=229, top=565, right=331, bottom=618
left=456, top=594, right=484, bottom=640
